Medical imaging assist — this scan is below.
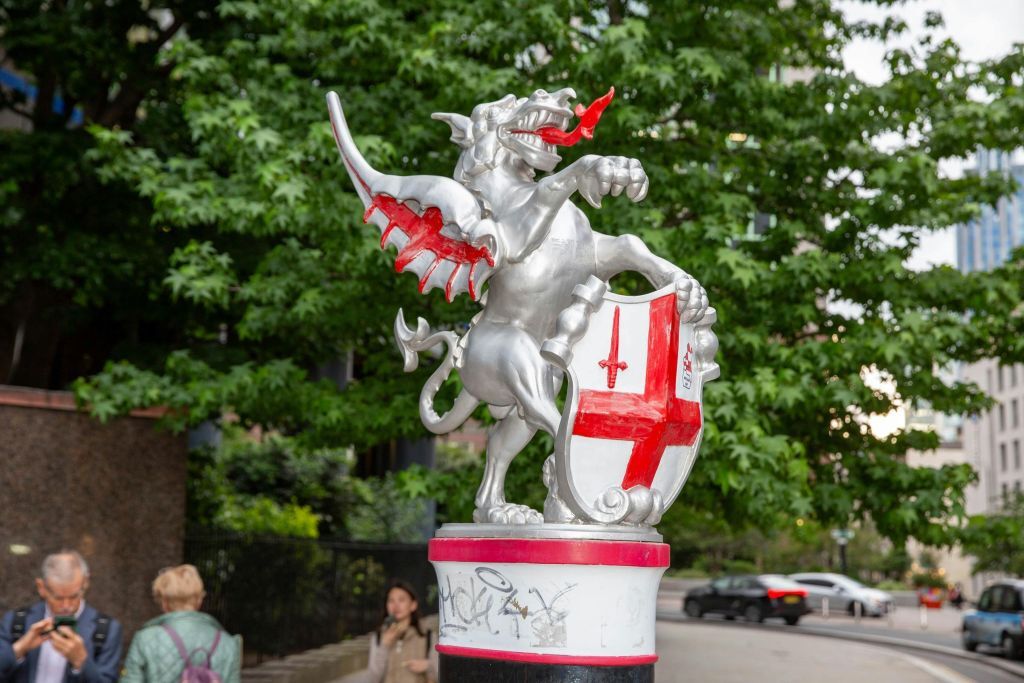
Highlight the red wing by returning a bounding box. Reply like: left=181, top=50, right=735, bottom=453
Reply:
left=365, top=195, right=494, bottom=302
left=327, top=91, right=496, bottom=302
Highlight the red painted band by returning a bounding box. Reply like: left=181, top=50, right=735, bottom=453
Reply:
left=436, top=644, right=657, bottom=667
left=428, top=538, right=669, bottom=567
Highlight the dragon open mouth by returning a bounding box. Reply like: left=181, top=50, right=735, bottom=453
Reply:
left=510, top=87, right=615, bottom=147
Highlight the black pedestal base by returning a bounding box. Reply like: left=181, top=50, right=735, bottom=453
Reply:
left=439, top=653, right=654, bottom=682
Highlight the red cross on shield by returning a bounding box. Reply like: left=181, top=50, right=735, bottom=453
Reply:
left=550, top=283, right=717, bottom=525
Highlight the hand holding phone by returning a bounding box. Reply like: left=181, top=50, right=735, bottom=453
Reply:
left=49, top=616, right=78, bottom=633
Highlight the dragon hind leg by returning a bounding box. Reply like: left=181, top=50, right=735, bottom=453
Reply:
left=474, top=414, right=543, bottom=524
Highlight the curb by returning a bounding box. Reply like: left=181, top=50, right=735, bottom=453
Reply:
left=657, top=611, right=1024, bottom=679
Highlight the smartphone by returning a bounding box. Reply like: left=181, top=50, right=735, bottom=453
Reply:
left=48, top=616, right=77, bottom=633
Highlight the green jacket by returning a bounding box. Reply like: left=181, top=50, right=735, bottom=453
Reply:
left=120, top=611, right=240, bottom=683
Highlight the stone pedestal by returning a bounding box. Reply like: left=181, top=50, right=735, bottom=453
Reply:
left=428, top=530, right=667, bottom=682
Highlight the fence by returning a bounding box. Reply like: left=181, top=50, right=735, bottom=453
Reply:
left=184, top=533, right=435, bottom=662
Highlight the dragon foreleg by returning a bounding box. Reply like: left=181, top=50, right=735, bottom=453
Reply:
left=394, top=309, right=479, bottom=434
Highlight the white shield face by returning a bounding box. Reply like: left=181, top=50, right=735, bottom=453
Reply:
left=552, top=284, right=717, bottom=525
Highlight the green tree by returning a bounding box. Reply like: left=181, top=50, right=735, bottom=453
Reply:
left=0, top=0, right=222, bottom=388
left=960, top=495, right=1024, bottom=577
left=61, top=0, right=1024, bottom=544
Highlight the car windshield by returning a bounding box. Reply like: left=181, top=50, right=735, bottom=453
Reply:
left=761, top=576, right=803, bottom=590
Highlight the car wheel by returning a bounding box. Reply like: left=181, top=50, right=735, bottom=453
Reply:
left=784, top=616, right=800, bottom=626
left=962, top=632, right=977, bottom=652
left=1002, top=633, right=1021, bottom=661
left=744, top=603, right=764, bottom=623
left=684, top=599, right=703, bottom=619
left=847, top=601, right=863, bottom=616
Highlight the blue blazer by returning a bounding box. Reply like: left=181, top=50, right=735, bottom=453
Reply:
left=0, top=603, right=122, bottom=683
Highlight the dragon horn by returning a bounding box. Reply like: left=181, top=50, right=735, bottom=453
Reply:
left=326, top=92, right=384, bottom=206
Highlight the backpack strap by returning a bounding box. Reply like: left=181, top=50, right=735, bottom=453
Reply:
left=92, top=613, right=112, bottom=658
left=205, top=630, right=222, bottom=666
left=162, top=624, right=223, bottom=667
left=161, top=624, right=192, bottom=664
left=11, top=607, right=30, bottom=641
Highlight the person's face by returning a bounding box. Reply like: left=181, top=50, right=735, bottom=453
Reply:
left=36, top=570, right=87, bottom=617
left=386, top=587, right=417, bottom=621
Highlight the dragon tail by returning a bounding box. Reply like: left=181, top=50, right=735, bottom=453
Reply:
left=394, top=309, right=479, bottom=434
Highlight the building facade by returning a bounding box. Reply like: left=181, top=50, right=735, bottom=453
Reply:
left=904, top=149, right=1024, bottom=596
left=958, top=148, right=1024, bottom=512
left=956, top=148, right=1024, bottom=274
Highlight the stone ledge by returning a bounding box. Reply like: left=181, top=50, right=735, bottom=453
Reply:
left=241, top=637, right=371, bottom=683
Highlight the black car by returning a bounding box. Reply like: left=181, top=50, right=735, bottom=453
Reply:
left=683, top=574, right=810, bottom=625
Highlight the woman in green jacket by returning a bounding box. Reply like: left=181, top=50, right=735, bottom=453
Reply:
left=120, top=565, right=240, bottom=683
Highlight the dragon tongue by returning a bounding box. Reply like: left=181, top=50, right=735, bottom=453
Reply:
left=535, top=87, right=615, bottom=147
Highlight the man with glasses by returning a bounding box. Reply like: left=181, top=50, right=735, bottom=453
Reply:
left=0, top=551, right=122, bottom=683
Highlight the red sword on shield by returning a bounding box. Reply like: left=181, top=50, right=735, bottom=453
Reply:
left=598, top=305, right=628, bottom=389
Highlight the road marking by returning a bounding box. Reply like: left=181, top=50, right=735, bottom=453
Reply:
left=899, top=653, right=974, bottom=683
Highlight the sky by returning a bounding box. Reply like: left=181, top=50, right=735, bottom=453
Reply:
left=838, top=0, right=1024, bottom=271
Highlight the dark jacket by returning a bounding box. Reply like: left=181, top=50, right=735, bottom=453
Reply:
left=120, top=611, right=240, bottom=683
left=0, top=602, right=122, bottom=683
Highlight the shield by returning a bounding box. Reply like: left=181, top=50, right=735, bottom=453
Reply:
left=549, top=282, right=719, bottom=525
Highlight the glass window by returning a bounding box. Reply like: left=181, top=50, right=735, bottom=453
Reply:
left=1016, top=441, right=1021, bottom=470
left=979, top=588, right=993, bottom=611
left=1013, top=366, right=1019, bottom=387
left=796, top=578, right=830, bottom=587
left=1014, top=400, right=1020, bottom=428
left=999, top=366, right=1005, bottom=392
left=1000, top=404, right=1006, bottom=431
left=711, top=578, right=729, bottom=591
left=1001, top=443, right=1008, bottom=471
left=998, top=586, right=1023, bottom=612
left=1003, top=482, right=1010, bottom=501
left=991, top=586, right=1007, bottom=611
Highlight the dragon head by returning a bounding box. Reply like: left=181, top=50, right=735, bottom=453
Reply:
left=433, top=87, right=612, bottom=182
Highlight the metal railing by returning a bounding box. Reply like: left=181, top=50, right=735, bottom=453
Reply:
left=185, top=532, right=435, bottom=661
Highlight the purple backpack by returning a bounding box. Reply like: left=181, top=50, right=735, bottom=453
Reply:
left=161, top=624, right=223, bottom=683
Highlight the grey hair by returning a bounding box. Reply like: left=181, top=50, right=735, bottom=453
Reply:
left=40, top=550, right=90, bottom=583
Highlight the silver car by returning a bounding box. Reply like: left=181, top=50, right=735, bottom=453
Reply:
left=788, top=572, right=894, bottom=617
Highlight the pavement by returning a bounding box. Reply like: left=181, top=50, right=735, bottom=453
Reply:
left=654, top=619, right=982, bottom=682
left=658, top=586, right=1024, bottom=680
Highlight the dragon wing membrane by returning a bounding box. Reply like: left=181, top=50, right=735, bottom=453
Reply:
left=326, top=92, right=497, bottom=302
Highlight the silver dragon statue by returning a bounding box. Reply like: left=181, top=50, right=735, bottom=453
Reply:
left=327, top=87, right=718, bottom=530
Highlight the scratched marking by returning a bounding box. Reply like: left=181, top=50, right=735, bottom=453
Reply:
left=437, top=567, right=576, bottom=644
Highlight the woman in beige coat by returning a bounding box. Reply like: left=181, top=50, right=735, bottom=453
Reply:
left=344, top=581, right=437, bottom=683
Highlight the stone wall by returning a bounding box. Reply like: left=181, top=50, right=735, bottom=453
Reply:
left=0, top=385, right=187, bottom=643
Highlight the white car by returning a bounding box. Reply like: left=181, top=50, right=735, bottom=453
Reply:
left=788, top=572, right=894, bottom=617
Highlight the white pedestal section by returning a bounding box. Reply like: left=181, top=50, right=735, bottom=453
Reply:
left=429, top=536, right=669, bottom=667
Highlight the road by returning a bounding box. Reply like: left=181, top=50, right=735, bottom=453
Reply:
left=654, top=618, right=1023, bottom=682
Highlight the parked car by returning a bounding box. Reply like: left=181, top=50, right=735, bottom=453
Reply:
left=788, top=572, right=894, bottom=617
left=683, top=575, right=810, bottom=625
left=962, top=580, right=1024, bottom=661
